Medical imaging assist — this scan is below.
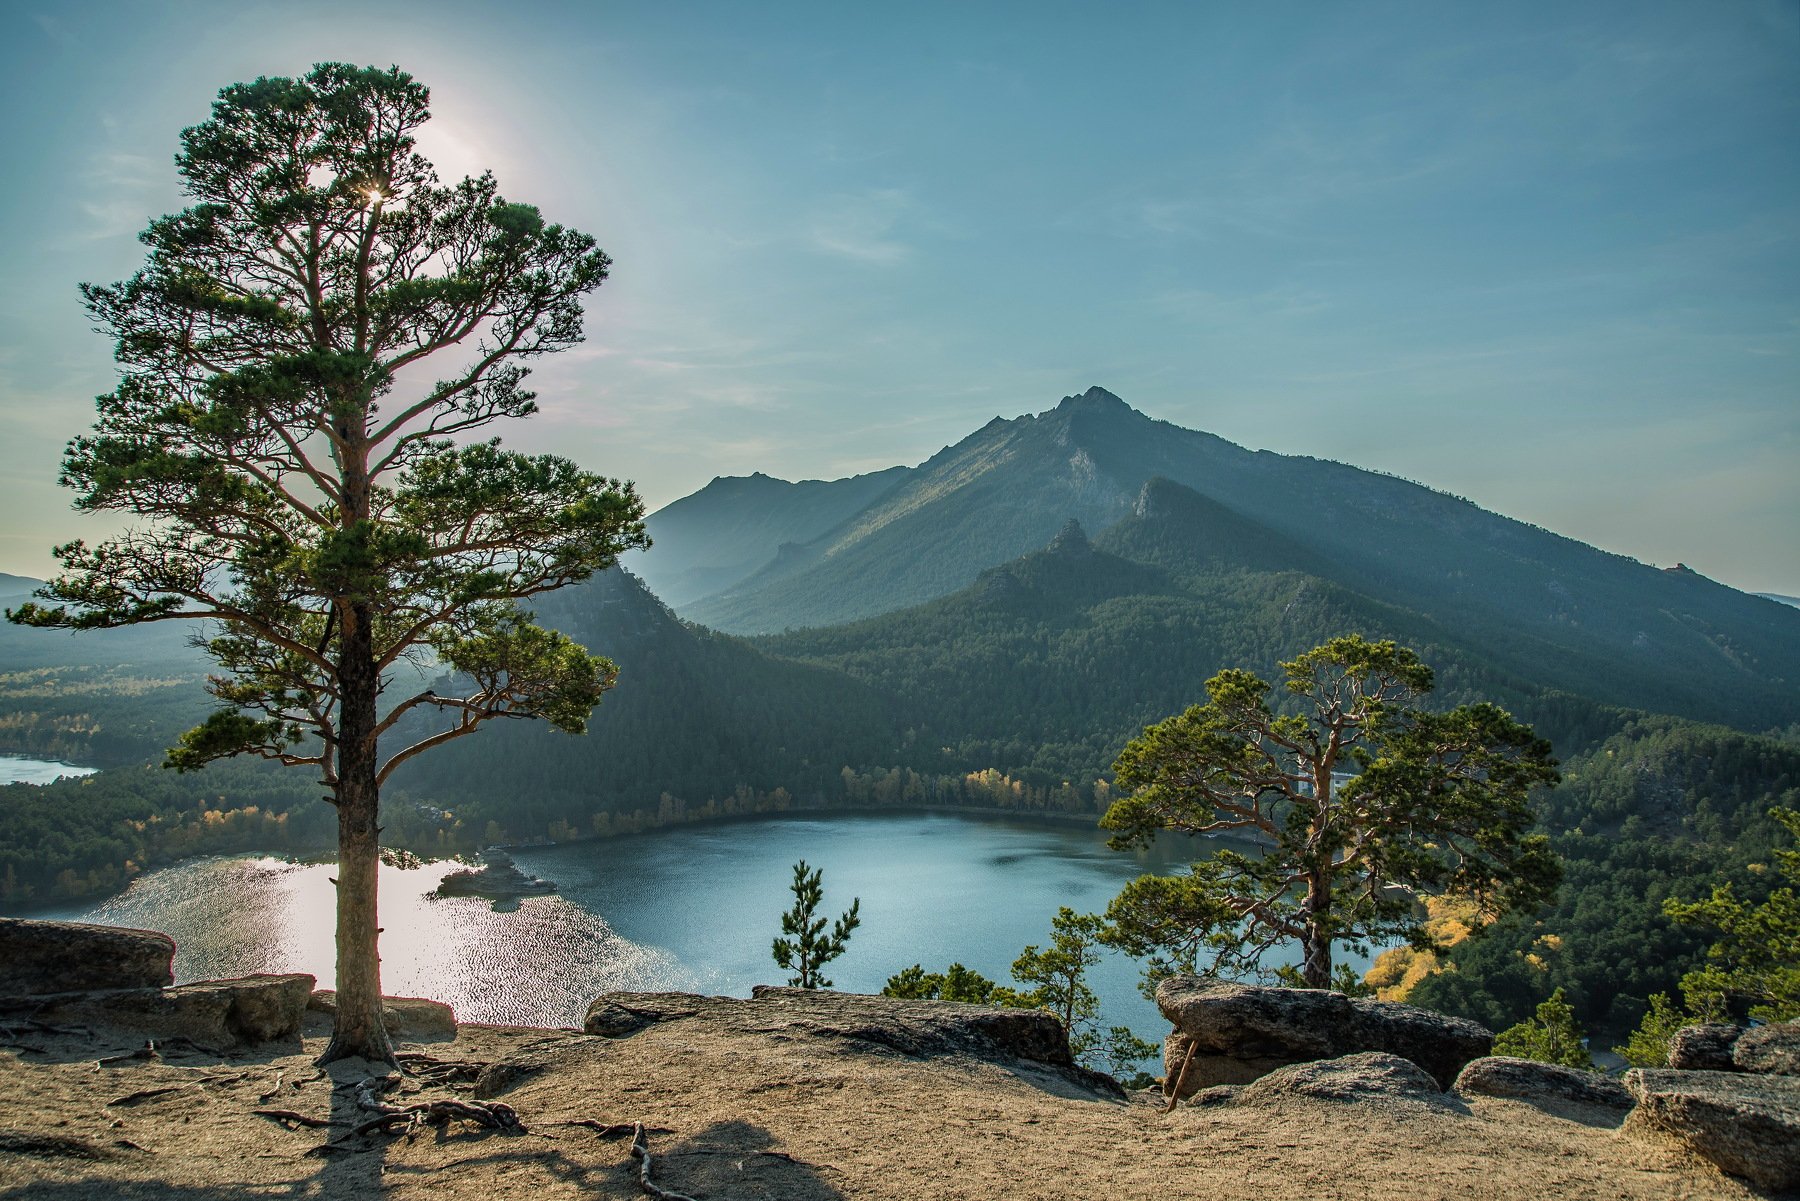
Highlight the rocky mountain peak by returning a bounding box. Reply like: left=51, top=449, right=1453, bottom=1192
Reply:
left=1056, top=385, right=1131, bottom=413
left=1048, top=518, right=1092, bottom=555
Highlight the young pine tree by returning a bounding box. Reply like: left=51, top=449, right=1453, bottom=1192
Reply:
left=771, top=860, right=861, bottom=989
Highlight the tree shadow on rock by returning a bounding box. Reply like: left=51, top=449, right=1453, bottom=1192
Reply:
left=648, top=1119, right=848, bottom=1201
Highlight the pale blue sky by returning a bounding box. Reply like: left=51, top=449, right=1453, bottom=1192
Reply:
left=2, top=1, right=1796, bottom=592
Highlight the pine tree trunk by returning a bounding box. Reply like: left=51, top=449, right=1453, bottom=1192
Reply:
left=317, top=600, right=394, bottom=1065
left=1299, top=871, right=1333, bottom=989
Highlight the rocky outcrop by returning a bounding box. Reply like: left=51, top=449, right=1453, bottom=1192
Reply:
left=1624, top=1068, right=1800, bottom=1191
left=1156, top=976, right=1491, bottom=1095
left=1667, top=1024, right=1741, bottom=1072
left=1237, top=1052, right=1447, bottom=1107
left=583, top=987, right=1124, bottom=1099
left=307, top=989, right=457, bottom=1041
left=1733, top=1020, right=1800, bottom=1076
left=1452, top=1056, right=1632, bottom=1109
left=0, top=917, right=174, bottom=996
left=6, top=973, right=314, bottom=1047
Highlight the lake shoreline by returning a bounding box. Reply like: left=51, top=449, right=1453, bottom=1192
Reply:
left=0, top=799, right=1123, bottom=917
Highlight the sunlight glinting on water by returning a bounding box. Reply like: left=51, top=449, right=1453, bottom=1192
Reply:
left=76, top=856, right=692, bottom=1027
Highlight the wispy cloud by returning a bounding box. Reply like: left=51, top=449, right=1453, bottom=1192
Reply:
left=806, top=188, right=916, bottom=264
left=71, top=149, right=162, bottom=243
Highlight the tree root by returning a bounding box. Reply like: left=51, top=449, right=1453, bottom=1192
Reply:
left=557, top=1119, right=676, bottom=1137
left=394, top=1052, right=488, bottom=1084
left=96, top=1042, right=161, bottom=1068
left=552, top=1120, right=696, bottom=1199
left=629, top=1122, right=699, bottom=1201
left=254, top=1109, right=339, bottom=1130
left=303, top=1076, right=524, bottom=1151
left=108, top=1087, right=188, bottom=1108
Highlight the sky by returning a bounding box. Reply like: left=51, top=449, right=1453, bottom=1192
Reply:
left=1, top=0, right=1796, bottom=594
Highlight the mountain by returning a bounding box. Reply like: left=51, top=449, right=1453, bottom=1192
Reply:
left=1760, top=593, right=1800, bottom=610
left=673, top=388, right=1800, bottom=733
left=633, top=466, right=912, bottom=607
left=756, top=479, right=1621, bottom=787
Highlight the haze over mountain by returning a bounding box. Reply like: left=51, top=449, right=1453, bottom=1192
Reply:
left=664, top=388, right=1799, bottom=733
left=632, top=466, right=912, bottom=608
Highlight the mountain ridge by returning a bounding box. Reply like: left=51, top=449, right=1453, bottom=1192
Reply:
left=668, top=388, right=1798, bottom=732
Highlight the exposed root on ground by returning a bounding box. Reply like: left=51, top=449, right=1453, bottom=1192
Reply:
left=253, top=1109, right=339, bottom=1130
left=394, top=1052, right=489, bottom=1084
left=299, top=1076, right=524, bottom=1152
left=629, top=1122, right=699, bottom=1201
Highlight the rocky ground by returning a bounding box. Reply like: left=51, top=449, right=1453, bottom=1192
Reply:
left=0, top=1000, right=1772, bottom=1201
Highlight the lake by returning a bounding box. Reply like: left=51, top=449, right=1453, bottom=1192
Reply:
left=0, top=754, right=100, bottom=786
left=43, top=812, right=1368, bottom=1050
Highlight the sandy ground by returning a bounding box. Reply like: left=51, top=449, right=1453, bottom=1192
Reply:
left=0, top=1012, right=1768, bottom=1201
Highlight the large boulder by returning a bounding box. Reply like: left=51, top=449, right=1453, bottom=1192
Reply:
left=1734, top=1020, right=1800, bottom=1076
left=6, top=973, right=313, bottom=1047
left=0, top=918, right=174, bottom=996
left=1624, top=1068, right=1800, bottom=1192
left=1156, top=976, right=1491, bottom=1094
left=307, top=990, right=457, bottom=1041
left=1451, top=1056, right=1632, bottom=1110
left=583, top=987, right=1123, bottom=1099
left=1667, top=1023, right=1741, bottom=1072
left=1237, top=1052, right=1446, bottom=1107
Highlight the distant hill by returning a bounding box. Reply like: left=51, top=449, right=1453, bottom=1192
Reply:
left=1760, top=592, right=1800, bottom=609
left=634, top=466, right=912, bottom=607
left=674, top=388, right=1800, bottom=733
left=0, top=573, right=40, bottom=601
left=389, top=567, right=901, bottom=823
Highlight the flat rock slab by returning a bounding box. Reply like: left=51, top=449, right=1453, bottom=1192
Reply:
left=1452, top=1056, right=1632, bottom=1109
left=1624, top=1068, right=1800, bottom=1192
left=1668, top=1024, right=1741, bottom=1072
left=0, top=917, right=174, bottom=995
left=1157, top=975, right=1491, bottom=1093
left=6, top=973, right=314, bottom=1047
left=308, top=990, right=457, bottom=1041
left=1237, top=1052, right=1449, bottom=1108
left=1734, top=1020, right=1800, bottom=1076
left=583, top=986, right=1125, bottom=1099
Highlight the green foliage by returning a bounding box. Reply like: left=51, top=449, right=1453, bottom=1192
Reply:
left=1009, top=908, right=1107, bottom=1051
left=1663, top=806, right=1800, bottom=1022
left=1492, top=988, right=1592, bottom=1069
left=1413, top=727, right=1799, bottom=1039
left=1093, top=1026, right=1161, bottom=1087
left=1272, top=962, right=1375, bottom=997
left=1615, top=993, right=1690, bottom=1069
left=1100, top=635, right=1559, bottom=989
left=883, top=909, right=1158, bottom=1080
left=770, top=860, right=861, bottom=990
left=7, top=60, right=646, bottom=784
left=881, top=962, right=1016, bottom=1004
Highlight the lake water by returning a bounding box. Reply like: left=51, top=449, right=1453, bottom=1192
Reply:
left=44, top=812, right=1367, bottom=1048
left=0, top=754, right=100, bottom=785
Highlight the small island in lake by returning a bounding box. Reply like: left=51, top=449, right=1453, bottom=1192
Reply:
left=434, top=849, right=558, bottom=900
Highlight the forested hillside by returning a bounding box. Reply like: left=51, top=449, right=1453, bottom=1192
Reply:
left=4, top=398, right=1796, bottom=1044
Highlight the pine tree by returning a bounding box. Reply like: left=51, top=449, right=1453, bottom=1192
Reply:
left=6, top=63, right=646, bottom=1063
left=771, top=860, right=861, bottom=989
